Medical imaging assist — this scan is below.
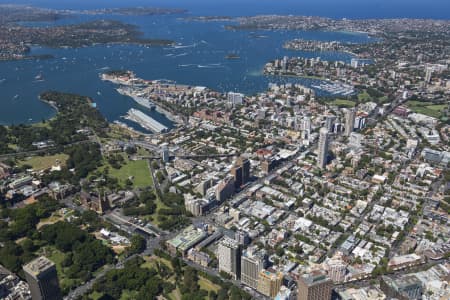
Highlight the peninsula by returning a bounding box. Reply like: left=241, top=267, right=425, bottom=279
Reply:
left=0, top=20, right=173, bottom=61
left=0, top=4, right=180, bottom=61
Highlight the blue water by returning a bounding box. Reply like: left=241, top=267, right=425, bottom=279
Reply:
left=0, top=0, right=447, bottom=126
left=1, top=0, right=449, bottom=19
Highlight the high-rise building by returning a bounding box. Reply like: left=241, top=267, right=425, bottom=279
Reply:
left=237, top=156, right=250, bottom=184
left=380, top=275, right=423, bottom=300
left=235, top=230, right=251, bottom=246
left=194, top=178, right=215, bottom=196
left=425, top=67, right=433, bottom=83
left=297, top=270, right=332, bottom=300
left=218, top=237, right=241, bottom=280
left=231, top=165, right=243, bottom=189
left=231, top=156, right=250, bottom=189
left=257, top=270, right=283, bottom=298
left=161, top=145, right=170, bottom=163
left=227, top=92, right=244, bottom=107
left=350, top=58, right=359, bottom=68
left=23, top=256, right=62, bottom=300
left=241, top=248, right=267, bottom=289
left=215, top=177, right=235, bottom=203
left=317, top=128, right=329, bottom=169
left=325, top=115, right=336, bottom=132
left=349, top=132, right=363, bottom=149
left=300, top=117, right=312, bottom=144
left=327, top=262, right=347, bottom=283
left=344, top=108, right=355, bottom=136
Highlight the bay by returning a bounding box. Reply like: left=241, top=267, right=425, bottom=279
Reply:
left=0, top=13, right=373, bottom=127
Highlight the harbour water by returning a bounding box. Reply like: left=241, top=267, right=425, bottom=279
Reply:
left=1, top=0, right=447, bottom=127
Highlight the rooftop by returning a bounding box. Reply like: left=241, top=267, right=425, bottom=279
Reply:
left=300, top=270, right=331, bottom=286
left=167, top=225, right=207, bottom=252
left=23, top=256, right=55, bottom=277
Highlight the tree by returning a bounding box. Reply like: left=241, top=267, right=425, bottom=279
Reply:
left=182, top=267, right=199, bottom=294
left=127, top=234, right=146, bottom=255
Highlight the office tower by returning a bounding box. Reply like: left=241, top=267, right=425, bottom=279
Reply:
left=231, top=165, right=243, bottom=189
left=425, top=67, right=433, bottom=83
left=161, top=145, right=170, bottom=163
left=325, top=115, right=336, bottom=132
left=23, top=257, right=62, bottom=300
left=237, top=156, right=250, bottom=184
left=344, top=108, right=355, bottom=136
left=281, top=56, right=288, bottom=71
left=218, top=237, right=241, bottom=280
left=257, top=270, right=283, bottom=298
left=297, top=270, right=332, bottom=300
left=261, top=158, right=275, bottom=175
left=299, top=116, right=312, bottom=145
left=317, top=128, right=329, bottom=169
left=241, top=249, right=267, bottom=289
left=231, top=156, right=250, bottom=189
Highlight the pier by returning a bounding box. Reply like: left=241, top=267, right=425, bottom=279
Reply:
left=125, top=108, right=168, bottom=133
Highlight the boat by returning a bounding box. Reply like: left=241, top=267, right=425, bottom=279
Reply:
left=225, top=53, right=240, bottom=60
left=34, top=73, right=44, bottom=81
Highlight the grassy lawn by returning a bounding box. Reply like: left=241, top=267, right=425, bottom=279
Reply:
left=358, top=91, right=371, bottom=101
left=141, top=256, right=173, bottom=271
left=329, top=99, right=356, bottom=107
left=88, top=291, right=104, bottom=300
left=37, top=212, right=63, bottom=229
left=198, top=276, right=221, bottom=293
left=166, top=276, right=220, bottom=300
left=19, top=153, right=68, bottom=171
left=120, top=290, right=139, bottom=300
left=168, top=289, right=182, bottom=300
left=94, top=152, right=153, bottom=189
left=108, top=158, right=153, bottom=188
left=145, top=197, right=169, bottom=226
left=407, top=101, right=447, bottom=118
left=378, top=95, right=389, bottom=103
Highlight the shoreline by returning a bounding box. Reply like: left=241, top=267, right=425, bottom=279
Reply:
left=101, top=73, right=184, bottom=126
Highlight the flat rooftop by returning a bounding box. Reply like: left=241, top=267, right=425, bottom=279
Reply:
left=23, top=256, right=55, bottom=277
left=167, top=225, right=207, bottom=252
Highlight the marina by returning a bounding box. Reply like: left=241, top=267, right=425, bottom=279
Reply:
left=124, top=108, right=168, bottom=133
left=311, top=82, right=355, bottom=96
